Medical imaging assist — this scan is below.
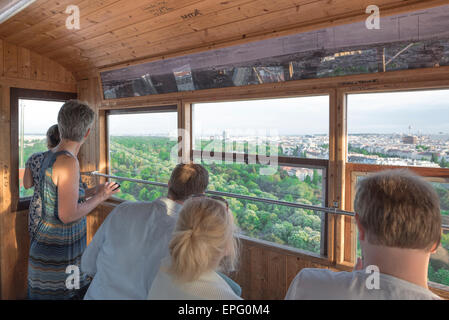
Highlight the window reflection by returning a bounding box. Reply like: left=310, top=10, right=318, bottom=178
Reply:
left=101, top=4, right=449, bottom=99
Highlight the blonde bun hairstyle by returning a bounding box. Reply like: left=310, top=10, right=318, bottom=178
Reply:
left=168, top=197, right=238, bottom=282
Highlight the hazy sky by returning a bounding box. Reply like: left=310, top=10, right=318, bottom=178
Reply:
left=193, top=96, right=329, bottom=136
left=21, top=100, right=63, bottom=135
left=109, top=112, right=178, bottom=136
left=348, top=90, right=449, bottom=134
left=22, top=89, right=449, bottom=136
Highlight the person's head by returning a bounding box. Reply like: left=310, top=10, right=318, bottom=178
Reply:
left=57, top=100, right=95, bottom=143
left=168, top=197, right=238, bottom=282
left=46, top=124, right=60, bottom=149
left=167, top=163, right=209, bottom=201
left=354, top=169, right=441, bottom=253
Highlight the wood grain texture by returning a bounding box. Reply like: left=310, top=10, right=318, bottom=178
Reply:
left=1, top=0, right=447, bottom=75
left=0, top=42, right=76, bottom=299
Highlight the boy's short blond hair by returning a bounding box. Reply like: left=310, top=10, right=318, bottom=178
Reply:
left=354, top=169, right=441, bottom=251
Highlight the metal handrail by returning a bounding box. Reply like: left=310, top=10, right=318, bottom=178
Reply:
left=82, top=171, right=352, bottom=215
left=82, top=171, right=449, bottom=230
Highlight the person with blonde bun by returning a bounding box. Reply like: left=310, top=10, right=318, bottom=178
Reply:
left=148, top=196, right=242, bottom=300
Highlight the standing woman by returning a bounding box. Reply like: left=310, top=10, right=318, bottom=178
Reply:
left=28, top=100, right=119, bottom=300
left=23, top=124, right=61, bottom=242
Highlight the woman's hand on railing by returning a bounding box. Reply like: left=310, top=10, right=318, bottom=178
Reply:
left=97, top=182, right=120, bottom=201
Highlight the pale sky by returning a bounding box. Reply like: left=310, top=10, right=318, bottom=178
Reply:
left=21, top=89, right=449, bottom=136
left=193, top=96, right=330, bottom=136
left=109, top=112, right=178, bottom=136
left=348, top=90, right=449, bottom=134
left=20, top=100, right=64, bottom=135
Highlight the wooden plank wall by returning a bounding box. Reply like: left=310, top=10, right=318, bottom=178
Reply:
left=77, top=76, right=110, bottom=242
left=0, top=39, right=76, bottom=299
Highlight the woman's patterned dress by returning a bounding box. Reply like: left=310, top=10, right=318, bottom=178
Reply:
left=25, top=152, right=45, bottom=241
left=27, top=150, right=91, bottom=299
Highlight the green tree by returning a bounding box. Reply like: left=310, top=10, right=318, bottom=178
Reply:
left=431, top=153, right=439, bottom=164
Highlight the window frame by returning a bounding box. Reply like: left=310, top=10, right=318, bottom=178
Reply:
left=344, top=88, right=449, bottom=292
left=105, top=105, right=179, bottom=201
left=190, top=95, right=331, bottom=256
left=10, top=87, right=77, bottom=212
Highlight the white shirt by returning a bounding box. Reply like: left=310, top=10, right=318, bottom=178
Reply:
left=148, top=258, right=242, bottom=300
left=81, top=198, right=183, bottom=300
left=285, top=268, right=442, bottom=300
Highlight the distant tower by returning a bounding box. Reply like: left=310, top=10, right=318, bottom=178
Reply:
left=408, top=125, right=412, bottom=136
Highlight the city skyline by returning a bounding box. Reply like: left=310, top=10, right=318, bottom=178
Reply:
left=21, top=89, right=449, bottom=136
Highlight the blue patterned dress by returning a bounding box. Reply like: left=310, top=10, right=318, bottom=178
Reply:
left=27, top=151, right=91, bottom=300
left=25, top=152, right=45, bottom=241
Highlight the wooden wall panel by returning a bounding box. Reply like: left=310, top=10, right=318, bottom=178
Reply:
left=4, top=43, right=18, bottom=79
left=77, top=76, right=102, bottom=186
left=0, top=40, right=76, bottom=299
left=18, top=48, right=31, bottom=79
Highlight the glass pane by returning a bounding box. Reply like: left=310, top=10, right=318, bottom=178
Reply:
left=347, top=89, right=449, bottom=168
left=194, top=157, right=325, bottom=254
left=225, top=195, right=323, bottom=255
left=429, top=229, right=449, bottom=287
left=19, top=99, right=63, bottom=198
left=108, top=112, right=178, bottom=202
left=101, top=4, right=449, bottom=99
left=193, top=96, right=329, bottom=159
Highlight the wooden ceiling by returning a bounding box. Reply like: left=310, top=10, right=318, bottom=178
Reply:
left=0, top=0, right=447, bottom=78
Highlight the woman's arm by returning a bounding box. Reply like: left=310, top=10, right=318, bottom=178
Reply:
left=23, top=167, right=34, bottom=189
left=54, top=155, right=119, bottom=224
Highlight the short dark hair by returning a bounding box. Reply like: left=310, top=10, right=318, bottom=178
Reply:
left=168, top=163, right=209, bottom=201
left=354, top=169, right=441, bottom=251
left=46, top=124, right=60, bottom=148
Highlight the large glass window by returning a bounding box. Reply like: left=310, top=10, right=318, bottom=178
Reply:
left=193, top=96, right=329, bottom=255
left=18, top=99, right=63, bottom=198
left=100, top=4, right=449, bottom=99
left=108, top=108, right=178, bottom=202
left=347, top=90, right=449, bottom=168
left=348, top=89, right=449, bottom=288
left=193, top=96, right=329, bottom=159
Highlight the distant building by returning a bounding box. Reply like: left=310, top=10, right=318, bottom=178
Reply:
left=402, top=135, right=418, bottom=144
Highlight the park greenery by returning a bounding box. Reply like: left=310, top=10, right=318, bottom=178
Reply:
left=110, top=136, right=324, bottom=254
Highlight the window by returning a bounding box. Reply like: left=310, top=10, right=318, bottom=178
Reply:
left=107, top=107, right=178, bottom=202
left=193, top=96, right=330, bottom=159
left=192, top=96, right=329, bottom=255
left=11, top=88, right=77, bottom=211
left=346, top=89, right=449, bottom=288
left=347, top=90, right=449, bottom=168
left=100, top=4, right=449, bottom=99
left=18, top=99, right=64, bottom=198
